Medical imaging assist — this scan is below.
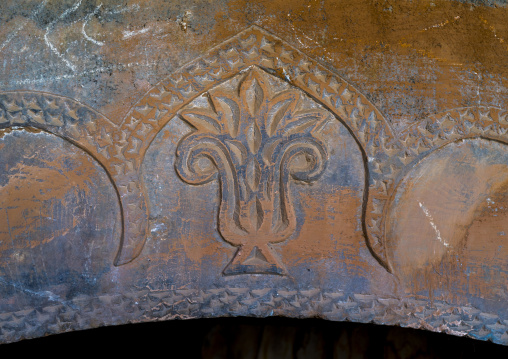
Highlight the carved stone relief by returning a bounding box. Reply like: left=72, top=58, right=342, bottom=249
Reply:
left=1, top=10, right=508, bottom=346
left=110, top=26, right=399, bottom=273
left=175, top=67, right=332, bottom=275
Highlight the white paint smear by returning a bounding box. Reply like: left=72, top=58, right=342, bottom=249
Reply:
left=122, top=27, right=150, bottom=40
left=82, top=3, right=104, bottom=46
left=418, top=201, right=450, bottom=248
left=44, top=0, right=83, bottom=71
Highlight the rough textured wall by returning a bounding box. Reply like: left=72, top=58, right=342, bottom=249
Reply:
left=2, top=0, right=507, bottom=127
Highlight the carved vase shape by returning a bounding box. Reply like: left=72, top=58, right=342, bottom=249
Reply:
left=174, top=67, right=329, bottom=275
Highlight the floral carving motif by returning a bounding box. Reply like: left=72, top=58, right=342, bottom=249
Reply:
left=175, top=67, right=329, bottom=275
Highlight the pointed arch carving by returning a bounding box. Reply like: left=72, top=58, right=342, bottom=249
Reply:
left=114, top=25, right=402, bottom=269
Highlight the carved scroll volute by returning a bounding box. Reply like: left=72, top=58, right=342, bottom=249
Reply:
left=175, top=67, right=328, bottom=275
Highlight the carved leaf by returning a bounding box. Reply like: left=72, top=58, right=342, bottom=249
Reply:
left=246, top=120, right=262, bottom=154
left=240, top=71, right=265, bottom=117
left=265, top=91, right=300, bottom=137
left=212, top=95, right=241, bottom=138
left=262, top=138, right=282, bottom=166
left=225, top=139, right=248, bottom=166
left=246, top=157, right=261, bottom=192
left=284, top=110, right=328, bottom=136
left=180, top=109, right=221, bottom=134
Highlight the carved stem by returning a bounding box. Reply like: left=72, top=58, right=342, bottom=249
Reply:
left=271, top=136, right=327, bottom=242
left=175, top=133, right=246, bottom=245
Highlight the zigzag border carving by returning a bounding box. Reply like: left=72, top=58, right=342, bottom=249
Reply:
left=1, top=287, right=506, bottom=345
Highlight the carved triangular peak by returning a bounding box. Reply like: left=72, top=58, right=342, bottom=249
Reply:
left=243, top=246, right=269, bottom=266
